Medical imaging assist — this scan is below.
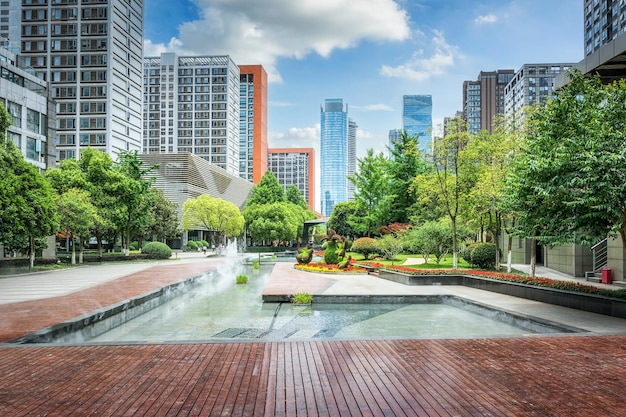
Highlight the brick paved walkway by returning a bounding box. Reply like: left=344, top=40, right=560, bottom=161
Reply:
left=0, top=260, right=625, bottom=416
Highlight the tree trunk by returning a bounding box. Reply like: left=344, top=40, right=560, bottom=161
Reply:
left=71, top=234, right=77, bottom=265
left=494, top=211, right=501, bottom=270
left=79, top=236, right=84, bottom=264
left=451, top=216, right=458, bottom=269
left=29, top=236, right=35, bottom=270
left=530, top=239, right=537, bottom=278
left=507, top=235, right=512, bottom=273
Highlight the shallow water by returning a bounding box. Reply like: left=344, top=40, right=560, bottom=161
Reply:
left=84, top=263, right=564, bottom=343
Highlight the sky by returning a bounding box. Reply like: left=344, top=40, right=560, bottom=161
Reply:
left=144, top=0, right=583, bottom=173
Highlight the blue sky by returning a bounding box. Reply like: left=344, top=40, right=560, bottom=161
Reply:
left=145, top=0, right=582, bottom=158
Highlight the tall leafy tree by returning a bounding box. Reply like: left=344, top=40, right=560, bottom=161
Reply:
left=143, top=188, right=180, bottom=243
left=55, top=188, right=98, bottom=264
left=348, top=149, right=394, bottom=237
left=326, top=201, right=361, bottom=239
left=504, top=70, right=626, bottom=275
left=113, top=151, right=157, bottom=255
left=246, top=171, right=285, bottom=206
left=0, top=140, right=58, bottom=268
left=243, top=202, right=299, bottom=244
left=286, top=184, right=308, bottom=209
left=387, top=131, right=430, bottom=223
left=183, top=195, right=244, bottom=244
left=414, top=123, right=478, bottom=269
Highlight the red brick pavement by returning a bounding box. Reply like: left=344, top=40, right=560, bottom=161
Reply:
left=0, top=337, right=625, bottom=416
left=0, top=261, right=625, bottom=416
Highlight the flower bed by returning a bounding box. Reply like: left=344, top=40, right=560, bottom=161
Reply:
left=383, top=265, right=625, bottom=299
left=294, top=262, right=367, bottom=274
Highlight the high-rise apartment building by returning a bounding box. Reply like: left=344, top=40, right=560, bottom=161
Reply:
left=462, top=70, right=514, bottom=135
left=239, top=65, right=268, bottom=184
left=7, top=0, right=144, bottom=162
left=504, top=63, right=573, bottom=121
left=320, top=98, right=349, bottom=218
left=268, top=148, right=315, bottom=211
left=584, top=0, right=626, bottom=56
left=143, top=53, right=240, bottom=175
left=402, top=95, right=432, bottom=154
left=0, top=41, right=55, bottom=171
left=346, top=118, right=357, bottom=201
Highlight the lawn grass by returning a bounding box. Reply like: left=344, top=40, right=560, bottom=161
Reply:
left=348, top=252, right=472, bottom=269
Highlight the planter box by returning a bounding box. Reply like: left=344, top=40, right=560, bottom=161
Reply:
left=378, top=270, right=626, bottom=319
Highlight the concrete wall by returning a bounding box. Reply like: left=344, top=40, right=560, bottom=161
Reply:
left=607, top=237, right=626, bottom=281
left=544, top=244, right=593, bottom=278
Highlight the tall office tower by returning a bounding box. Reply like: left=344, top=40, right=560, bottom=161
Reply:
left=239, top=65, right=268, bottom=184
left=0, top=41, right=56, bottom=171
left=320, top=98, right=349, bottom=218
left=268, top=148, right=315, bottom=211
left=143, top=53, right=240, bottom=175
left=462, top=70, right=514, bottom=135
left=346, top=118, right=357, bottom=200
left=504, top=63, right=573, bottom=121
left=10, top=0, right=144, bottom=162
left=402, top=95, right=432, bottom=154
left=388, top=128, right=402, bottom=158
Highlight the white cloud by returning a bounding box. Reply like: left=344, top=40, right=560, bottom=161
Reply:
left=144, top=0, right=410, bottom=83
left=474, top=14, right=498, bottom=24
left=379, top=30, right=458, bottom=82
left=357, top=104, right=394, bottom=111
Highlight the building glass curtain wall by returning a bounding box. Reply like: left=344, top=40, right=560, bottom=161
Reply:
left=402, top=95, right=432, bottom=154
left=320, top=98, right=348, bottom=217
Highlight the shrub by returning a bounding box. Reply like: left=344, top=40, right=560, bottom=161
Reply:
left=291, top=291, right=313, bottom=304
left=141, top=242, right=172, bottom=259
left=460, top=243, right=481, bottom=264
left=351, top=237, right=378, bottom=260
left=129, top=241, right=139, bottom=251
left=464, top=243, right=497, bottom=269
left=199, top=240, right=209, bottom=248
left=376, top=235, right=403, bottom=261
left=235, top=274, right=248, bottom=284
left=186, top=240, right=199, bottom=251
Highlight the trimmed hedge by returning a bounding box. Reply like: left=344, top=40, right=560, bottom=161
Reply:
left=141, top=242, right=172, bottom=259
left=461, top=242, right=496, bottom=269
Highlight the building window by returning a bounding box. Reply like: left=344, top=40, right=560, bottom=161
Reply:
left=27, top=108, right=40, bottom=134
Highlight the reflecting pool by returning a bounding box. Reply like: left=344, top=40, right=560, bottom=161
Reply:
left=81, top=263, right=570, bottom=344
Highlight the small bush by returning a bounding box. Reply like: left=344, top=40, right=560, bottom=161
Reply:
left=129, top=241, right=139, bottom=251
left=199, top=240, right=209, bottom=248
left=235, top=274, right=248, bottom=284
left=141, top=242, right=172, bottom=259
left=466, top=243, right=497, bottom=269
left=460, top=243, right=481, bottom=265
left=186, top=240, right=199, bottom=251
left=351, top=237, right=378, bottom=260
left=291, top=291, right=313, bottom=304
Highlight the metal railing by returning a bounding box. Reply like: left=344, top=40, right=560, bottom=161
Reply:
left=591, top=238, right=608, bottom=273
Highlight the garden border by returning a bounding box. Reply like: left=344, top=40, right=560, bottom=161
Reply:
left=378, top=270, right=626, bottom=319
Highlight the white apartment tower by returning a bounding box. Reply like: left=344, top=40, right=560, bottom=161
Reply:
left=6, top=0, right=144, bottom=162
left=143, top=53, right=240, bottom=175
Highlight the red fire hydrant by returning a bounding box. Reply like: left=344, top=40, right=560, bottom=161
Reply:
left=601, top=267, right=612, bottom=284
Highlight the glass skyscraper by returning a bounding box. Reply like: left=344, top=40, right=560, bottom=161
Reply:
left=320, top=98, right=348, bottom=217
left=402, top=95, right=432, bottom=155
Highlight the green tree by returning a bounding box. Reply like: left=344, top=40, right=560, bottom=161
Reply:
left=246, top=171, right=285, bottom=206
left=286, top=184, right=308, bottom=209
left=112, top=151, right=157, bottom=255
left=403, top=220, right=452, bottom=265
left=243, top=202, right=299, bottom=244
left=55, top=188, right=98, bottom=264
left=503, top=70, right=626, bottom=276
left=414, top=121, right=478, bottom=269
left=0, top=140, right=58, bottom=268
left=348, top=149, right=394, bottom=237
left=387, top=131, right=430, bottom=223
left=143, top=188, right=180, bottom=243
left=376, top=234, right=403, bottom=261
left=326, top=201, right=360, bottom=239
left=183, top=194, right=244, bottom=243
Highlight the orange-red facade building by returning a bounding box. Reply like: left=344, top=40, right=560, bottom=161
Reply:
left=239, top=65, right=268, bottom=184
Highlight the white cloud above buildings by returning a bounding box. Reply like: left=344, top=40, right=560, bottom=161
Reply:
left=379, top=30, right=459, bottom=82
left=144, top=0, right=411, bottom=83
left=474, top=14, right=498, bottom=24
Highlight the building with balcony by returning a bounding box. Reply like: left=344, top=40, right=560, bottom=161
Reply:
left=238, top=65, right=268, bottom=184
left=4, top=0, right=144, bottom=162
left=268, top=148, right=315, bottom=211
left=143, top=53, right=240, bottom=175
